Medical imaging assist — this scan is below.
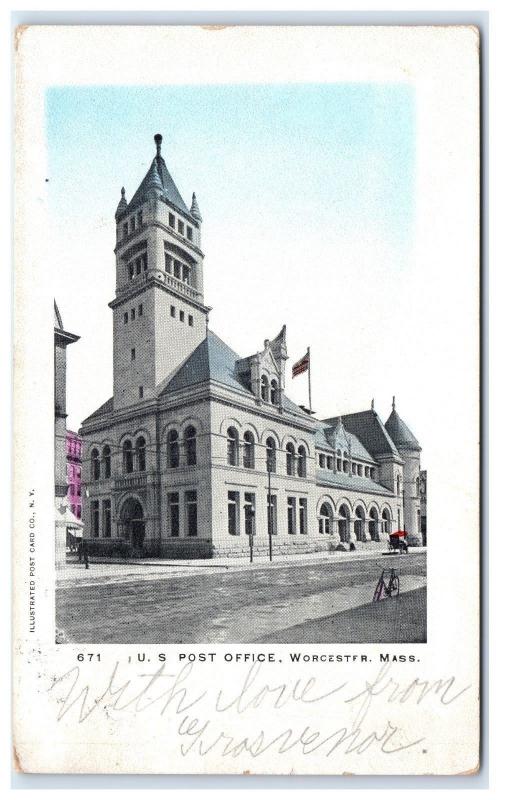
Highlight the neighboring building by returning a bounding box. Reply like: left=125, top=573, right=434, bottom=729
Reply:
left=80, top=134, right=426, bottom=558
left=66, top=430, right=83, bottom=520
left=420, top=469, right=427, bottom=546
left=54, top=301, right=80, bottom=566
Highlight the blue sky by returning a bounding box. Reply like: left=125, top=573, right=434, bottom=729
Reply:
left=46, top=83, right=416, bottom=433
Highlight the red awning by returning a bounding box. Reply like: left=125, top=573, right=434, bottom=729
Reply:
left=390, top=530, right=408, bottom=539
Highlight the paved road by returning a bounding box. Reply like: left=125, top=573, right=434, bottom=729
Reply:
left=56, top=552, right=426, bottom=644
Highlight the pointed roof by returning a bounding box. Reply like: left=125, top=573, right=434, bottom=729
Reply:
left=385, top=408, right=421, bottom=451
left=324, top=409, right=401, bottom=459
left=54, top=300, right=63, bottom=330
left=190, top=192, right=202, bottom=222
left=125, top=135, right=190, bottom=217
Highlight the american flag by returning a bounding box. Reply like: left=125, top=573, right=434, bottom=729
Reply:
left=292, top=349, right=310, bottom=378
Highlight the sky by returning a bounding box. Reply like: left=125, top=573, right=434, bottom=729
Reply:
left=46, top=83, right=419, bottom=449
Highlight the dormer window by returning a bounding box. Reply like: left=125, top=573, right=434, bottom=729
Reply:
left=169, top=213, right=175, bottom=228
left=128, top=264, right=134, bottom=280
left=187, top=226, right=193, bottom=241
left=131, top=216, right=136, bottom=232
left=178, top=219, right=184, bottom=235
left=270, top=379, right=279, bottom=404
left=123, top=222, right=128, bottom=239
left=137, top=210, right=143, bottom=227
left=261, top=375, right=269, bottom=402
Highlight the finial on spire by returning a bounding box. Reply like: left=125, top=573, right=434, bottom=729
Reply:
left=392, top=395, right=396, bottom=411
left=371, top=398, right=375, bottom=410
left=154, top=133, right=162, bottom=157
left=121, top=186, right=125, bottom=198
left=190, top=191, right=202, bottom=222
left=115, top=186, right=128, bottom=220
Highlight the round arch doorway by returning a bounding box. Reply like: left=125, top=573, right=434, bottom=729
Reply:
left=120, top=497, right=145, bottom=550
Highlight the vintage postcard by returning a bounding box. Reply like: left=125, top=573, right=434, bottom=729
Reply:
left=13, top=25, right=480, bottom=774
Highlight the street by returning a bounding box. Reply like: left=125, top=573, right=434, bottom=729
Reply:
left=56, top=551, right=427, bottom=644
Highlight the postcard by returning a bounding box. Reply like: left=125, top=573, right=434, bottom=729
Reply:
left=13, top=24, right=480, bottom=775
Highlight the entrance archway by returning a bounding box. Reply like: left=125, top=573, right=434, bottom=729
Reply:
left=120, top=497, right=145, bottom=550
left=354, top=505, right=366, bottom=541
left=338, top=504, right=350, bottom=542
left=368, top=507, right=380, bottom=541
left=381, top=507, right=392, bottom=535
left=318, top=502, right=333, bottom=535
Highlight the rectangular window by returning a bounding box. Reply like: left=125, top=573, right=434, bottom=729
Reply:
left=91, top=500, right=99, bottom=537
left=299, top=498, right=308, bottom=534
left=357, top=464, right=363, bottom=476
left=139, top=303, right=143, bottom=316
left=287, top=496, right=296, bottom=535
left=337, top=458, right=342, bottom=471
left=352, top=463, right=357, bottom=475
left=139, top=386, right=144, bottom=399
left=123, top=222, right=128, bottom=238
left=178, top=219, right=184, bottom=235
left=173, top=260, right=181, bottom=279
left=228, top=491, right=240, bottom=535
left=188, top=314, right=194, bottom=327
left=131, top=307, right=136, bottom=321
left=135, top=257, right=141, bottom=275
left=131, top=216, right=136, bottom=232
left=137, top=210, right=143, bottom=227
left=142, top=253, right=148, bottom=271
left=327, top=456, right=333, bottom=470
left=318, top=454, right=325, bottom=468
left=267, top=494, right=277, bottom=536
left=102, top=499, right=111, bottom=538
left=244, top=493, right=255, bottom=537
left=370, top=468, right=375, bottom=480
left=187, top=226, right=193, bottom=241
left=179, top=310, right=185, bottom=322
left=185, top=490, right=198, bottom=537
left=128, top=264, right=134, bottom=280
left=169, top=213, right=175, bottom=228
left=165, top=253, right=172, bottom=273
left=131, top=348, right=136, bottom=361
left=168, top=492, right=179, bottom=537
left=170, top=305, right=176, bottom=318
left=182, top=265, right=190, bottom=284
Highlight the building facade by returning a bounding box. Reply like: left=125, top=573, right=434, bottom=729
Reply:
left=66, top=430, right=83, bottom=520
left=80, top=135, right=426, bottom=558
left=54, top=302, right=80, bottom=566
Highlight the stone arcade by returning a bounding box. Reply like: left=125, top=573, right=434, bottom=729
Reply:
left=80, top=135, right=426, bottom=558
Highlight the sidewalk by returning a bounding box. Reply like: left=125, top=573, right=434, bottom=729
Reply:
left=58, top=546, right=427, bottom=588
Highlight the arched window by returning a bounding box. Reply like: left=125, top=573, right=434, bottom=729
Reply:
left=338, top=504, right=351, bottom=542
left=168, top=430, right=179, bottom=468
left=396, top=475, right=401, bottom=495
left=416, top=476, right=420, bottom=496
left=260, top=375, right=269, bottom=402
left=266, top=437, right=276, bottom=473
left=184, top=425, right=197, bottom=466
left=243, top=431, right=255, bottom=469
left=123, top=440, right=134, bottom=474
left=91, top=448, right=100, bottom=481
left=286, top=442, right=295, bottom=476
left=319, top=502, right=332, bottom=535
left=270, top=378, right=279, bottom=404
left=136, top=436, right=146, bottom=472
left=368, top=507, right=380, bottom=541
left=297, top=445, right=307, bottom=478
left=227, top=427, right=239, bottom=466
left=336, top=449, right=342, bottom=471
left=354, top=506, right=366, bottom=541
left=103, top=445, right=111, bottom=479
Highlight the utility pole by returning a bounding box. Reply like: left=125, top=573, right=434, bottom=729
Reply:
left=267, top=464, right=273, bottom=562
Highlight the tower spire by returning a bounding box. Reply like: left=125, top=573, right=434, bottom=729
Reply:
left=190, top=191, right=202, bottom=222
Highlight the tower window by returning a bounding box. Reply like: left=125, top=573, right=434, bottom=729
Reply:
left=173, top=260, right=181, bottom=279
left=187, top=226, right=193, bottom=241
left=128, top=265, right=134, bottom=280
left=131, top=308, right=136, bottom=321
left=135, top=257, right=141, bottom=275
left=182, top=265, right=190, bottom=284
left=178, top=219, right=184, bottom=235
left=170, top=305, right=176, bottom=318
left=165, top=253, right=172, bottom=273
left=131, top=348, right=136, bottom=361
left=123, top=222, right=128, bottom=239
left=131, top=216, right=136, bottom=232
left=124, top=312, right=128, bottom=324
left=139, top=303, right=143, bottom=316
left=137, top=210, right=143, bottom=227
left=139, top=386, right=144, bottom=399
left=188, top=315, right=194, bottom=327
left=169, top=213, right=175, bottom=228
left=142, top=253, right=148, bottom=271
left=179, top=310, right=185, bottom=322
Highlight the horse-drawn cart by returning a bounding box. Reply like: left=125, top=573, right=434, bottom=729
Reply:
left=388, top=530, right=409, bottom=554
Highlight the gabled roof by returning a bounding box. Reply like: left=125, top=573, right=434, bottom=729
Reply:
left=128, top=155, right=190, bottom=216
left=385, top=409, right=421, bottom=451
left=313, top=419, right=375, bottom=462
left=324, top=409, right=400, bottom=459
left=82, top=396, right=113, bottom=424
left=159, top=330, right=252, bottom=397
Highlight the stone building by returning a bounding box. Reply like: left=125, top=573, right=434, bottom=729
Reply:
left=66, top=430, right=83, bottom=521
left=80, top=135, right=426, bottom=558
left=54, top=301, right=80, bottom=566
left=420, top=469, right=427, bottom=546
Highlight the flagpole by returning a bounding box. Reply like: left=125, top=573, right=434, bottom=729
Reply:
left=308, top=346, right=312, bottom=413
